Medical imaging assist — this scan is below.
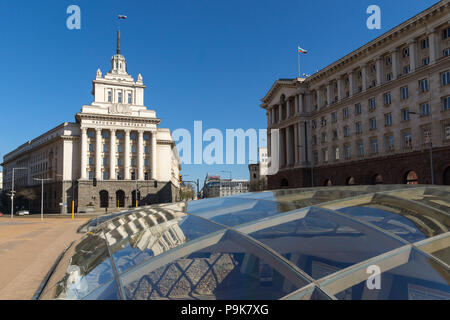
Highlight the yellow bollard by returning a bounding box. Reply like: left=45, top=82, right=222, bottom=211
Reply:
left=72, top=200, right=74, bottom=219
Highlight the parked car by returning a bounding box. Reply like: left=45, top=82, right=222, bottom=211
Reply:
left=17, top=210, right=30, bottom=216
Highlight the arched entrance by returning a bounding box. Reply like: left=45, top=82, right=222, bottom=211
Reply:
left=373, top=174, right=383, bottom=185
left=443, top=167, right=450, bottom=185
left=131, top=190, right=141, bottom=207
left=280, top=178, right=289, bottom=188
left=324, top=179, right=332, bottom=186
left=116, top=190, right=125, bottom=208
left=346, top=177, right=356, bottom=185
left=99, top=190, right=109, bottom=208
left=405, top=171, right=419, bottom=184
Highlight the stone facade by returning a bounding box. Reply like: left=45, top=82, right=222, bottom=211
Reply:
left=261, top=1, right=450, bottom=189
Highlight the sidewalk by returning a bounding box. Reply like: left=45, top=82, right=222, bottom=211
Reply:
left=0, top=216, right=91, bottom=300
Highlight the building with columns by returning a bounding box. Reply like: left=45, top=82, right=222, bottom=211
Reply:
left=262, top=1, right=450, bottom=189
left=1, top=30, right=181, bottom=213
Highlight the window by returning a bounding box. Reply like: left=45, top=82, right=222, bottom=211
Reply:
left=131, top=158, right=136, bottom=166
left=312, top=120, right=317, bottom=129
left=103, top=158, right=108, bottom=166
left=421, top=38, right=429, bottom=49
left=402, top=108, right=410, bottom=121
left=421, top=103, right=430, bottom=116
left=343, top=107, right=349, bottom=119
left=144, top=159, right=149, bottom=166
left=370, top=139, right=378, bottom=154
left=387, top=73, right=393, bottom=81
left=441, top=70, right=450, bottom=86
left=88, top=131, right=94, bottom=138
left=386, top=56, right=392, bottom=65
left=423, top=129, right=431, bottom=144
left=116, top=132, right=123, bottom=140
left=443, top=27, right=450, bottom=40
left=358, top=141, right=364, bottom=156
left=144, top=134, right=149, bottom=141
left=344, top=126, right=350, bottom=137
left=444, top=96, right=450, bottom=111
left=355, top=103, right=362, bottom=115
left=118, top=158, right=123, bottom=166
left=422, top=57, right=430, bottom=66
left=102, top=144, right=108, bottom=152
left=118, top=91, right=123, bottom=103
left=334, top=147, right=340, bottom=161
left=332, top=130, right=338, bottom=140
left=89, top=144, right=94, bottom=152
left=401, top=86, right=409, bottom=100
left=370, top=118, right=377, bottom=130
left=128, top=92, right=132, bottom=104
left=402, top=47, right=410, bottom=57
left=321, top=132, right=327, bottom=143
left=356, top=122, right=363, bottom=134
left=107, top=91, right=112, bottom=102
left=89, top=157, right=94, bottom=165
left=419, top=79, right=429, bottom=92
left=404, top=65, right=410, bottom=75
left=118, top=145, right=123, bottom=153
left=102, top=132, right=109, bottom=139
left=404, top=132, right=412, bottom=148
left=371, top=64, right=376, bottom=72
left=117, top=172, right=123, bottom=180
left=130, top=133, right=136, bottom=140
left=386, top=135, right=394, bottom=151
left=103, top=171, right=109, bottom=180
left=345, top=145, right=351, bottom=159
left=88, top=171, right=94, bottom=180
left=369, top=98, right=376, bottom=110
left=385, top=113, right=392, bottom=126
left=312, top=135, right=317, bottom=145
left=445, top=125, right=450, bottom=140
left=332, top=112, right=337, bottom=122
left=145, top=146, right=149, bottom=153
left=131, top=145, right=136, bottom=153
left=321, top=117, right=327, bottom=127
left=384, top=92, right=391, bottom=105
left=444, top=48, right=450, bottom=57
left=322, top=149, right=329, bottom=162
left=313, top=152, right=319, bottom=165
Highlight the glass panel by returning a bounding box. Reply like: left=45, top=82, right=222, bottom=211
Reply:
left=121, top=230, right=304, bottom=300
left=335, top=193, right=450, bottom=242
left=383, top=187, right=450, bottom=212
left=185, top=197, right=303, bottom=227
left=82, top=280, right=121, bottom=300
left=282, top=285, right=333, bottom=300
left=332, top=248, right=450, bottom=300
left=240, top=207, right=405, bottom=280
left=39, top=230, right=115, bottom=300
left=106, top=211, right=225, bottom=275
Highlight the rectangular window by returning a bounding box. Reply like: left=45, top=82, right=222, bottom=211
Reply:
left=107, top=91, right=112, bottom=102
left=355, top=103, right=362, bottom=115
left=422, top=57, right=430, bottom=66
left=384, top=92, right=391, bottom=105
left=444, top=48, right=450, bottom=57
left=321, top=117, right=327, bottom=127
left=128, top=92, right=132, bottom=104
left=386, top=56, right=392, bottom=65
left=312, top=120, right=317, bottom=129
left=403, top=47, right=410, bottom=57
left=131, top=145, right=136, bottom=153
left=131, top=158, right=136, bottom=166
left=118, top=145, right=123, bottom=153
left=369, top=98, right=376, bottom=110
left=443, top=96, right=450, bottom=111
left=404, top=132, right=412, bottom=148
left=421, top=103, right=430, bottom=116
left=343, top=107, right=349, bottom=119
left=89, top=144, right=94, bottom=152
left=103, top=144, right=108, bottom=153
left=371, top=139, right=378, bottom=154
left=88, top=171, right=94, bottom=180
left=442, top=70, right=450, bottom=86
left=385, top=113, right=392, bottom=126
left=356, top=122, right=362, bottom=134
left=402, top=108, right=410, bottom=121
left=387, top=73, right=393, bottom=81
left=144, top=159, right=149, bottom=166
left=443, top=27, right=450, bottom=40
left=358, top=142, right=364, bottom=157
left=118, top=158, right=122, bottom=166
left=404, top=65, right=410, bottom=74
left=386, top=135, right=394, bottom=151
left=331, top=112, right=337, bottom=122
left=419, top=79, right=429, bottom=92
left=118, top=91, right=123, bottom=103
left=345, top=145, right=351, bottom=159
left=445, top=125, right=450, bottom=140
left=103, top=171, right=109, bottom=180
left=421, top=38, right=429, bottom=49
left=89, top=157, right=94, bottom=165
left=145, top=146, right=149, bottom=153
left=344, top=126, right=349, bottom=137
left=370, top=118, right=377, bottom=130
left=313, top=135, right=317, bottom=145
left=401, top=86, right=409, bottom=100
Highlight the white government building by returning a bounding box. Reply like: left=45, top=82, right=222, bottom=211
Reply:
left=1, top=31, right=181, bottom=213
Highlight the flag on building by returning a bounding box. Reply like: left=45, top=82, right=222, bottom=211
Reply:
left=118, top=15, right=127, bottom=19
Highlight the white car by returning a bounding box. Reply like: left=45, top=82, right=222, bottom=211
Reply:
left=17, top=210, right=30, bottom=216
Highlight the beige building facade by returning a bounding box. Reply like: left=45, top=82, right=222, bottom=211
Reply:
left=261, top=1, right=450, bottom=188
left=2, top=31, right=181, bottom=213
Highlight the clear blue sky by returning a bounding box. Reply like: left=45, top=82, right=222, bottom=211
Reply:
left=0, top=0, right=438, bottom=188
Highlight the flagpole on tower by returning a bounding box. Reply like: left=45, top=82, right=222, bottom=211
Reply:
left=298, top=46, right=301, bottom=78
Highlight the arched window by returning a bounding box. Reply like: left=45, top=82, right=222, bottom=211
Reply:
left=281, top=178, right=289, bottom=188
left=444, top=167, right=450, bottom=185
left=405, top=171, right=419, bottom=184
left=116, top=190, right=125, bottom=208
left=346, top=177, right=356, bottom=185
left=373, top=174, right=383, bottom=185
left=324, top=179, right=332, bottom=186
left=99, top=190, right=109, bottom=208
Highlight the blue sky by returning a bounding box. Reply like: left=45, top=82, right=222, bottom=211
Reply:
left=0, top=0, right=438, bottom=188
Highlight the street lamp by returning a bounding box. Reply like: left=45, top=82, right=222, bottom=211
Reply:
left=409, top=111, right=434, bottom=184
left=10, top=167, right=28, bottom=219
left=33, top=177, right=52, bottom=221
left=130, top=167, right=139, bottom=208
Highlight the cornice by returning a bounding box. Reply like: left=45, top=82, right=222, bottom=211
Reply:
left=75, top=112, right=161, bottom=125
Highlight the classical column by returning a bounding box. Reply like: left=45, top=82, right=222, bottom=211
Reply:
left=279, top=103, right=283, bottom=122
left=409, top=40, right=417, bottom=72
left=279, top=129, right=285, bottom=168
left=299, top=94, right=304, bottom=113
left=337, top=77, right=343, bottom=101
left=429, top=30, right=437, bottom=64
left=151, top=131, right=157, bottom=180
left=326, top=83, right=332, bottom=105
left=138, top=130, right=144, bottom=180
left=124, top=129, right=131, bottom=180
left=376, top=58, right=383, bottom=86
left=286, top=98, right=291, bottom=119
left=95, top=128, right=102, bottom=180
left=316, top=90, right=321, bottom=108
left=80, top=127, right=88, bottom=180
left=109, top=129, right=116, bottom=180
left=286, top=126, right=293, bottom=166
left=391, top=49, right=399, bottom=79
left=294, top=123, right=299, bottom=164
left=361, top=64, right=367, bottom=91
left=348, top=72, right=354, bottom=97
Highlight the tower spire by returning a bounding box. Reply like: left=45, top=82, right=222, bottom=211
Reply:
left=117, top=29, right=121, bottom=54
